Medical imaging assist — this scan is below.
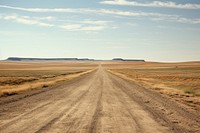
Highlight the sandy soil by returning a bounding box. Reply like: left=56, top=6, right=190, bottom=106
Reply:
left=0, top=65, right=199, bottom=133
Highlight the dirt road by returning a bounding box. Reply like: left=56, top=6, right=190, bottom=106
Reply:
left=0, top=65, right=199, bottom=133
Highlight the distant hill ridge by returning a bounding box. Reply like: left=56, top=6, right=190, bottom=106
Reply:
left=112, top=58, right=145, bottom=62
left=6, top=57, right=145, bottom=62
left=6, top=57, right=94, bottom=61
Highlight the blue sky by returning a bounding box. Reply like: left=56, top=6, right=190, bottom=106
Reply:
left=0, top=0, right=199, bottom=62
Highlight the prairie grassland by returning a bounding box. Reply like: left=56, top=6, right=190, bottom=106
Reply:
left=0, top=61, right=98, bottom=97
left=103, top=61, right=200, bottom=108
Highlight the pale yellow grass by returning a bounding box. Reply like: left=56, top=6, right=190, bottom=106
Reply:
left=104, top=61, right=200, bottom=107
left=0, top=61, right=98, bottom=96
left=0, top=70, right=94, bottom=96
left=0, top=61, right=98, bottom=70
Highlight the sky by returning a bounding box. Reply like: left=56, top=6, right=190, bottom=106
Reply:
left=0, top=0, right=200, bottom=62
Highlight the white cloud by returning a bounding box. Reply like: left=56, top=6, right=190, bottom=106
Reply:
left=0, top=14, right=54, bottom=27
left=0, top=5, right=199, bottom=32
left=173, top=18, right=200, bottom=24
left=59, top=21, right=107, bottom=31
left=59, top=24, right=81, bottom=30
left=0, top=13, right=109, bottom=31
left=35, top=16, right=55, bottom=21
left=153, top=16, right=200, bottom=24
left=0, top=5, right=93, bottom=13
left=80, top=26, right=105, bottom=31
left=100, top=0, right=200, bottom=9
left=98, top=8, right=175, bottom=17
left=0, top=5, right=176, bottom=18
left=83, top=20, right=110, bottom=25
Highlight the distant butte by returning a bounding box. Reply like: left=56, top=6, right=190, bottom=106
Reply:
left=112, top=58, right=145, bottom=62
left=5, top=57, right=145, bottom=62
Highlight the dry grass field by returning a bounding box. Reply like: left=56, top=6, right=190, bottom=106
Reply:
left=0, top=61, right=199, bottom=132
left=0, top=61, right=98, bottom=97
left=1, top=61, right=199, bottom=107
left=103, top=61, right=200, bottom=109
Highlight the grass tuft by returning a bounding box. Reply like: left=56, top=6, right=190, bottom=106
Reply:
left=184, top=89, right=198, bottom=95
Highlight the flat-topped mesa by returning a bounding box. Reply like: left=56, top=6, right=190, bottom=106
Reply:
left=6, top=57, right=94, bottom=61
left=5, top=57, right=145, bottom=62
left=6, top=57, right=78, bottom=61
left=112, top=58, right=145, bottom=62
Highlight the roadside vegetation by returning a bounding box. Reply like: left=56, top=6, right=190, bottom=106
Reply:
left=0, top=61, right=97, bottom=97
left=103, top=61, right=200, bottom=109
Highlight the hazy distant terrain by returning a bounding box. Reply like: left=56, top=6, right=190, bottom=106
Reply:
left=6, top=57, right=145, bottom=62
left=6, top=57, right=95, bottom=61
